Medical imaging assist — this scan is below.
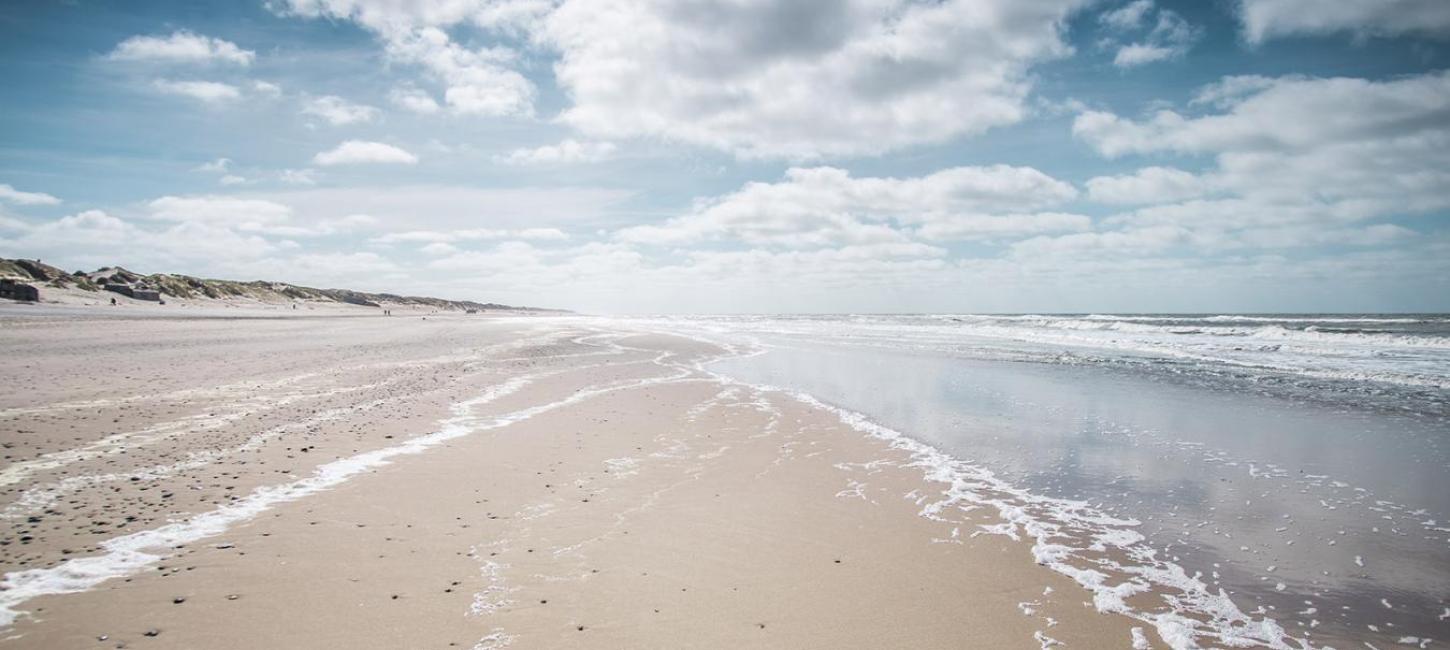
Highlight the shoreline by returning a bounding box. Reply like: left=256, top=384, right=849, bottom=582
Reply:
left=0, top=308, right=1290, bottom=648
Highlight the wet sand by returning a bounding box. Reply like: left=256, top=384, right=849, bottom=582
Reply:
left=0, top=306, right=1145, bottom=648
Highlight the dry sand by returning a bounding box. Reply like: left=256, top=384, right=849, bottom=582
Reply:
left=0, top=305, right=1151, bottom=648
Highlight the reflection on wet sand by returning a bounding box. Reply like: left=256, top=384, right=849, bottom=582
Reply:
left=714, top=342, right=1450, bottom=648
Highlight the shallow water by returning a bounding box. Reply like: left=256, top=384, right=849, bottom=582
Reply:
left=642, top=314, right=1450, bottom=648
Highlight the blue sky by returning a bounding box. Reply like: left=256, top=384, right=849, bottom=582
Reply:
left=1, top=0, right=1447, bottom=313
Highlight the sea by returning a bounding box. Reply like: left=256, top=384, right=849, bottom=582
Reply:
left=618, top=313, right=1450, bottom=649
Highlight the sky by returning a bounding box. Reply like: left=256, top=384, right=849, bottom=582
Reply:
left=1, top=0, right=1448, bottom=314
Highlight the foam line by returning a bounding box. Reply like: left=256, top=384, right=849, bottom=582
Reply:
left=614, top=319, right=1309, bottom=650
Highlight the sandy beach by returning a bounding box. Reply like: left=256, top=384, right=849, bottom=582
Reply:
left=0, top=306, right=1151, bottom=649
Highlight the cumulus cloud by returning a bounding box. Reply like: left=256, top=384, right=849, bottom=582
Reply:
left=384, top=28, right=534, bottom=117
left=147, top=195, right=293, bottom=225
left=312, top=140, right=419, bottom=166
left=1098, top=1, right=1200, bottom=68
left=1188, top=75, right=1280, bottom=108
left=419, top=242, right=458, bottom=256
left=1012, top=222, right=1419, bottom=260
left=1073, top=71, right=1450, bottom=160
left=1238, top=0, right=1450, bottom=43
left=278, top=168, right=319, bottom=185
left=916, top=213, right=1093, bottom=241
left=0, top=210, right=280, bottom=272
left=389, top=86, right=441, bottom=114
left=1100, top=0, right=1154, bottom=30
left=1085, top=167, right=1210, bottom=204
left=253, top=184, right=630, bottom=231
left=1050, top=71, right=1450, bottom=260
left=276, top=0, right=551, bottom=34
left=678, top=243, right=950, bottom=286
left=617, top=165, right=1083, bottom=247
left=497, top=139, right=615, bottom=166
left=0, top=184, right=62, bottom=206
left=252, top=80, right=283, bottom=97
left=544, top=0, right=1084, bottom=159
left=277, top=2, right=538, bottom=117
left=1011, top=226, right=1192, bottom=259
left=194, top=158, right=231, bottom=173
left=143, top=195, right=378, bottom=238
left=276, top=0, right=1088, bottom=157
left=108, top=31, right=256, bottom=65
left=301, top=95, right=382, bottom=125
left=152, top=79, right=242, bottom=103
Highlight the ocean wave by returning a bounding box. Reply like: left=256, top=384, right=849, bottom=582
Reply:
left=624, top=314, right=1450, bottom=394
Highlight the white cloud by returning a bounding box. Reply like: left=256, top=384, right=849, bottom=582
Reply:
left=1113, top=43, right=1177, bottom=67
left=1011, top=226, right=1192, bottom=259
left=147, top=195, right=293, bottom=225
left=617, top=165, right=1082, bottom=247
left=301, top=95, right=382, bottom=125
left=278, top=0, right=1085, bottom=156
left=108, top=31, right=256, bottom=66
left=312, top=140, right=419, bottom=166
left=0, top=212, right=31, bottom=232
left=152, top=79, right=242, bottom=103
left=0, top=184, right=62, bottom=206
left=254, top=184, right=630, bottom=231
left=679, top=242, right=949, bottom=281
left=416, top=239, right=970, bottom=312
left=278, top=168, right=319, bottom=185
left=278, top=0, right=539, bottom=117
left=389, top=86, right=441, bottom=114
left=419, top=241, right=458, bottom=256
left=1100, top=0, right=1154, bottom=30
left=194, top=158, right=231, bottom=173
left=1188, top=75, right=1279, bottom=108
left=543, top=0, right=1084, bottom=159
left=275, top=0, right=552, bottom=34
left=1085, top=167, right=1210, bottom=204
left=372, top=227, right=568, bottom=244
left=1073, top=71, right=1450, bottom=161
left=141, top=195, right=377, bottom=239
left=383, top=27, right=534, bottom=117
left=1239, top=0, right=1450, bottom=43
left=0, top=210, right=279, bottom=272
left=1012, top=222, right=1419, bottom=261
left=252, top=80, right=283, bottom=97
left=917, top=212, right=1092, bottom=241
left=219, top=175, right=248, bottom=186
left=1061, top=71, right=1450, bottom=259
left=285, top=251, right=400, bottom=279
left=427, top=241, right=641, bottom=283
left=497, top=139, right=615, bottom=166
left=257, top=215, right=380, bottom=238
left=1099, top=2, right=1200, bottom=68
